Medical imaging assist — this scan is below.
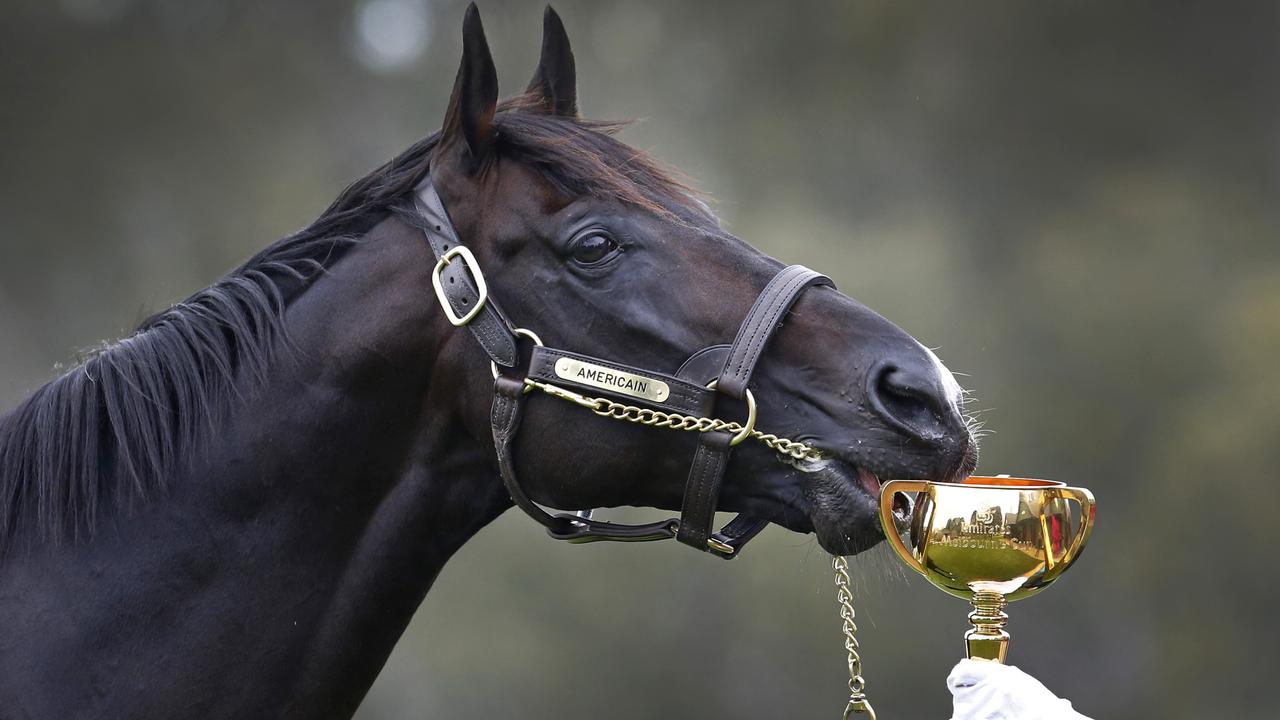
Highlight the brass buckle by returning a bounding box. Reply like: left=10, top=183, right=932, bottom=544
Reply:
left=671, top=521, right=736, bottom=555
left=490, top=328, right=544, bottom=391
left=431, top=246, right=488, bottom=327
left=706, top=536, right=736, bottom=555
left=706, top=380, right=757, bottom=446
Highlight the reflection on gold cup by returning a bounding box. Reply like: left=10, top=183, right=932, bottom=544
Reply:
left=879, top=476, right=1095, bottom=663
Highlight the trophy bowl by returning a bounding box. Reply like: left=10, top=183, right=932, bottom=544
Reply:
left=879, top=476, right=1095, bottom=663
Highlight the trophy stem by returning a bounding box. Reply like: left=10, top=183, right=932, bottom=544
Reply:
left=965, top=590, right=1010, bottom=663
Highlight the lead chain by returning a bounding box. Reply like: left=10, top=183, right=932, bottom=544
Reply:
left=593, top=397, right=820, bottom=460
left=833, top=555, right=877, bottom=719
left=588, top=392, right=819, bottom=458
left=527, top=380, right=822, bottom=461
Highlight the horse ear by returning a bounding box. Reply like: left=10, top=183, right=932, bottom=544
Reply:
left=525, top=5, right=578, bottom=116
left=441, top=3, right=498, bottom=168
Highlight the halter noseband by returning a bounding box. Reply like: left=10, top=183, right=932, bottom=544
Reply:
left=414, top=179, right=831, bottom=559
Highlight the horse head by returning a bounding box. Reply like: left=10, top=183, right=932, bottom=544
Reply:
left=428, top=5, right=977, bottom=557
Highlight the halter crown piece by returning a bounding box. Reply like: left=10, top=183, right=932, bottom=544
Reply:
left=414, top=178, right=832, bottom=558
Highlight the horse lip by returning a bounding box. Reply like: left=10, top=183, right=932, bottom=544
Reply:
left=855, top=465, right=882, bottom=497
left=851, top=463, right=913, bottom=527
left=811, top=452, right=882, bottom=501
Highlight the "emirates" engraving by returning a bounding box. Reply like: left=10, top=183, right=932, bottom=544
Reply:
left=554, top=358, right=671, bottom=403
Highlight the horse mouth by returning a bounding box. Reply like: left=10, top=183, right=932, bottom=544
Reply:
left=790, top=445, right=971, bottom=556
left=861, top=467, right=917, bottom=527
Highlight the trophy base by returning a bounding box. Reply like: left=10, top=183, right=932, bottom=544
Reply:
left=965, top=591, right=1010, bottom=663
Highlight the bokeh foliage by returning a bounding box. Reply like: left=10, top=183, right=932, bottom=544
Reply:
left=1, top=1, right=1276, bottom=718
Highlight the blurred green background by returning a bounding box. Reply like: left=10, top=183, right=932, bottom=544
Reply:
left=2, top=1, right=1276, bottom=718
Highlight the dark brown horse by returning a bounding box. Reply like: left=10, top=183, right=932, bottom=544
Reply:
left=0, top=6, right=975, bottom=718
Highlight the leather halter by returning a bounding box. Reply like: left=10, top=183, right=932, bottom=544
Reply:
left=414, top=179, right=832, bottom=559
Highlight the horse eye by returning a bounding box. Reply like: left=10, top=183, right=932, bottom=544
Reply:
left=569, top=232, right=620, bottom=266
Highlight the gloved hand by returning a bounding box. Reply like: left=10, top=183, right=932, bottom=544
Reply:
left=948, top=659, right=1093, bottom=720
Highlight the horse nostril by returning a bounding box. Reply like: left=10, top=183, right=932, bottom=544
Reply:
left=869, top=363, right=948, bottom=441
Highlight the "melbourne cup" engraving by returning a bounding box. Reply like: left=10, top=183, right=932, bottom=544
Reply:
left=554, top=357, right=671, bottom=403
left=932, top=503, right=1044, bottom=550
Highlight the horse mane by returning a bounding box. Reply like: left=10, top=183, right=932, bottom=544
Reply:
left=0, top=98, right=700, bottom=548
left=0, top=96, right=699, bottom=548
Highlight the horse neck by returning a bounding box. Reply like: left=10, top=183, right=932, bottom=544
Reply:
left=0, top=213, right=512, bottom=719
left=241, top=212, right=513, bottom=713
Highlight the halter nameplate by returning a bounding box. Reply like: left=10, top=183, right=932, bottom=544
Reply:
left=554, top=357, right=670, bottom=403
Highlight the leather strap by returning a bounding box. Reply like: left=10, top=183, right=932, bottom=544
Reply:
left=709, top=515, right=769, bottom=552
left=527, top=346, right=715, bottom=416
left=674, top=265, right=833, bottom=557
left=675, top=431, right=733, bottom=549
left=492, top=375, right=575, bottom=535
left=675, top=345, right=731, bottom=386
left=547, top=516, right=680, bottom=544
left=717, top=265, right=832, bottom=399
left=415, top=180, right=520, bottom=368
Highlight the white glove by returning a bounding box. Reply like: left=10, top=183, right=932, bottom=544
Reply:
left=948, top=659, right=1093, bottom=720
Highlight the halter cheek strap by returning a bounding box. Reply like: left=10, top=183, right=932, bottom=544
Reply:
left=676, top=265, right=833, bottom=553
left=414, top=178, right=831, bottom=559
left=415, top=182, right=520, bottom=367
left=491, top=373, right=682, bottom=543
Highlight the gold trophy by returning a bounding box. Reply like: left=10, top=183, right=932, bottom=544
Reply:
left=879, top=476, right=1095, bottom=663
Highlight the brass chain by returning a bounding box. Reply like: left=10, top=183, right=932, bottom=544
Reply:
left=525, top=379, right=821, bottom=461
left=833, top=555, right=877, bottom=719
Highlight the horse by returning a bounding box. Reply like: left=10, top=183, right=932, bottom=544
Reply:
left=0, top=5, right=976, bottom=718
